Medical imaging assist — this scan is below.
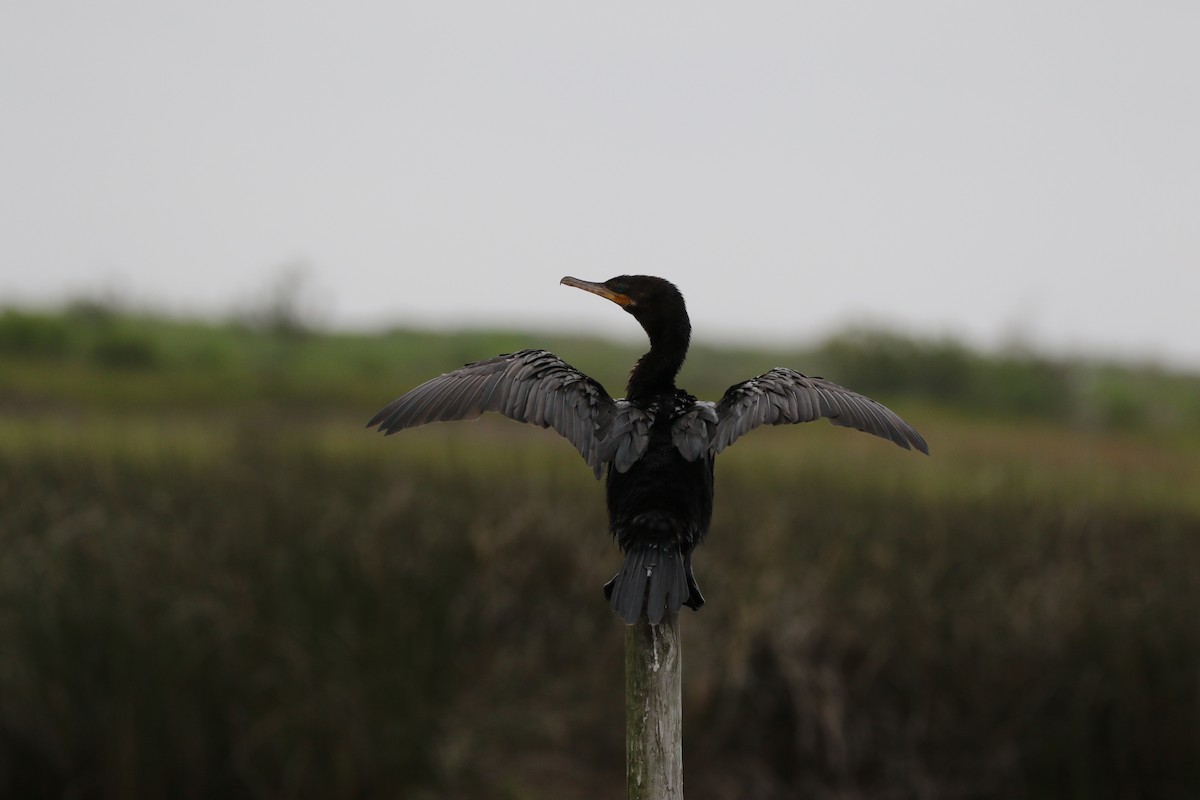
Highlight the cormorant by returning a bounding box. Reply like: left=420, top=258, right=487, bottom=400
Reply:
left=368, top=276, right=928, bottom=625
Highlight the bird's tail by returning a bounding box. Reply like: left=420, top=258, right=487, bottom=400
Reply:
left=604, top=543, right=705, bottom=625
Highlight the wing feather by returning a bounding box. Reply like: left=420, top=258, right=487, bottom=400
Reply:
left=367, top=349, right=618, bottom=477
left=711, top=368, right=928, bottom=455
left=671, top=402, right=719, bottom=462
left=604, top=402, right=653, bottom=473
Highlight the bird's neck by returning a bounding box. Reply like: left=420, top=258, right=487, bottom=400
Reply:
left=626, top=321, right=690, bottom=400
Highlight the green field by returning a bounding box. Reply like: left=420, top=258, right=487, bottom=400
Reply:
left=1, top=306, right=1198, bottom=799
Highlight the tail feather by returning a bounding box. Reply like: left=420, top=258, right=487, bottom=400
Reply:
left=605, top=543, right=690, bottom=625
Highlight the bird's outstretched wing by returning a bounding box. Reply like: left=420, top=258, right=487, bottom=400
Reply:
left=367, top=349, right=619, bottom=477
left=703, top=368, right=929, bottom=455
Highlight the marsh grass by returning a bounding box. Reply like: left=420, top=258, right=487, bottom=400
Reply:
left=1, top=311, right=1199, bottom=798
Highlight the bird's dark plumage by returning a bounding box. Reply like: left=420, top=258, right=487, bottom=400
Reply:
left=369, top=275, right=928, bottom=624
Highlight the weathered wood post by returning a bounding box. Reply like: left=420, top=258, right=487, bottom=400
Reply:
left=625, top=612, right=683, bottom=799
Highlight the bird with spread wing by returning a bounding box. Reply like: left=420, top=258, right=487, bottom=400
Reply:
left=369, top=276, right=928, bottom=625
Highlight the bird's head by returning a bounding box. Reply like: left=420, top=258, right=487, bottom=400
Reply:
left=561, top=275, right=692, bottom=396
left=560, top=275, right=689, bottom=341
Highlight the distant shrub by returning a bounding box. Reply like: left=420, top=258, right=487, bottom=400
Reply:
left=816, top=328, right=1080, bottom=420
left=90, top=329, right=160, bottom=369
left=65, top=297, right=121, bottom=323
left=816, top=328, right=974, bottom=398
left=969, top=353, right=1077, bottom=418
left=0, top=311, right=71, bottom=356
left=182, top=339, right=235, bottom=370
left=1087, top=380, right=1145, bottom=429
left=232, top=263, right=318, bottom=340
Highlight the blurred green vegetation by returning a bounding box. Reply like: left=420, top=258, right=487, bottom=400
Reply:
left=3, top=304, right=1198, bottom=434
left=1, top=304, right=1198, bottom=799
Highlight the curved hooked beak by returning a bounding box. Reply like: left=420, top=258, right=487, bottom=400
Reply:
left=560, top=276, right=634, bottom=307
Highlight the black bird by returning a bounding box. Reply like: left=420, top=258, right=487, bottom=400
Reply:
left=368, top=276, right=928, bottom=625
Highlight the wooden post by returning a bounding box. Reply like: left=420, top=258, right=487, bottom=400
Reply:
left=625, top=612, right=683, bottom=799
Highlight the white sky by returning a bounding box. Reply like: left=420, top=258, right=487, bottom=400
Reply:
left=2, top=2, right=1198, bottom=366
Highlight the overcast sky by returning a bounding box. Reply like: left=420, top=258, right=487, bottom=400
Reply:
left=2, top=2, right=1198, bottom=366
